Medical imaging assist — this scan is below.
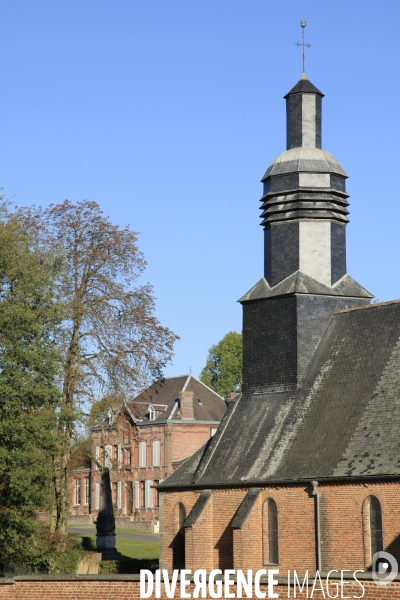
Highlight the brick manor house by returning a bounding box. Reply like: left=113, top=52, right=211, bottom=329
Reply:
left=159, top=76, right=400, bottom=575
left=69, top=374, right=226, bottom=520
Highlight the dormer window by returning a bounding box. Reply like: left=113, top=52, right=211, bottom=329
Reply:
left=108, top=409, right=115, bottom=426
left=149, top=405, right=156, bottom=421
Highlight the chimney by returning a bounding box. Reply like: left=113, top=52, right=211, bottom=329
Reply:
left=179, top=391, right=194, bottom=420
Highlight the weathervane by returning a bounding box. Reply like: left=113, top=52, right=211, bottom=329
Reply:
left=295, top=20, right=312, bottom=77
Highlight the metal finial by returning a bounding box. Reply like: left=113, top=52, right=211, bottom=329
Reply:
left=295, top=20, right=312, bottom=76
left=189, top=366, right=192, bottom=374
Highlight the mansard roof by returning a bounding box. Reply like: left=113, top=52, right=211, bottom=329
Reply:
left=90, top=375, right=226, bottom=430
left=127, top=374, right=226, bottom=423
left=159, top=300, right=400, bottom=488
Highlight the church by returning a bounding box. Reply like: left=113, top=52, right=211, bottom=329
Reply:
left=158, top=75, right=400, bottom=575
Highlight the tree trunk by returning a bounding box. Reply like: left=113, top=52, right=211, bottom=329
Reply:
left=52, top=319, right=79, bottom=545
left=52, top=444, right=70, bottom=549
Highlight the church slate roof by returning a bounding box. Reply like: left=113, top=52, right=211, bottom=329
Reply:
left=238, top=272, right=373, bottom=303
left=159, top=300, right=400, bottom=489
left=284, top=79, right=324, bottom=98
left=262, top=147, right=347, bottom=179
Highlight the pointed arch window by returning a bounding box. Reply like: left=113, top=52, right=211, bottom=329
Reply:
left=263, top=498, right=279, bottom=565
left=172, top=502, right=186, bottom=569
left=370, top=496, right=383, bottom=558
left=363, top=495, right=383, bottom=567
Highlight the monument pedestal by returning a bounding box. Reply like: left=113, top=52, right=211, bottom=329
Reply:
left=96, top=534, right=124, bottom=560
left=96, top=470, right=125, bottom=560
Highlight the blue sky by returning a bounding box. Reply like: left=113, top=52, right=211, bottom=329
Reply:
left=0, top=1, right=399, bottom=379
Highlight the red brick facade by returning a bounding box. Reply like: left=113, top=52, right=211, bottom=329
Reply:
left=160, top=480, right=400, bottom=574
left=89, top=417, right=219, bottom=520
left=69, top=467, right=91, bottom=515
left=69, top=375, right=226, bottom=521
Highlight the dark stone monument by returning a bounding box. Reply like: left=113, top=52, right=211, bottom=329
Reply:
left=96, top=469, right=123, bottom=559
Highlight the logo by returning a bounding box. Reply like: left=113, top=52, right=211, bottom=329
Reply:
left=372, top=551, right=398, bottom=585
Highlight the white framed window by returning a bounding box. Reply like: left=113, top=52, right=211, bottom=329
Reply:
left=154, top=480, right=159, bottom=507
left=84, top=478, right=90, bottom=505
left=95, top=446, right=100, bottom=470
left=126, top=482, right=133, bottom=513
left=74, top=479, right=81, bottom=505
left=145, top=480, right=153, bottom=508
left=152, top=441, right=160, bottom=467
left=140, top=481, right=145, bottom=507
left=149, top=405, right=156, bottom=420
left=95, top=483, right=100, bottom=510
left=134, top=481, right=140, bottom=509
left=104, top=444, right=112, bottom=468
left=117, top=481, right=122, bottom=509
left=117, top=444, right=122, bottom=469
left=139, top=442, right=147, bottom=467
left=126, top=450, right=132, bottom=466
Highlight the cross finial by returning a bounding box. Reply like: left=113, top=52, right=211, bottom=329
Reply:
left=295, top=20, right=312, bottom=77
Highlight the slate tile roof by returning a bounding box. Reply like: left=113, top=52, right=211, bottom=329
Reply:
left=239, top=272, right=373, bottom=303
left=284, top=79, right=324, bottom=98
left=262, top=147, right=347, bottom=179
left=159, top=301, right=400, bottom=488
left=126, top=374, right=226, bottom=423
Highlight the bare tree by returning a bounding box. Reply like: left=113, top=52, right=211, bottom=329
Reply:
left=19, top=200, right=178, bottom=541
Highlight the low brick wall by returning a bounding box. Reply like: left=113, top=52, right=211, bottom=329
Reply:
left=1, top=574, right=400, bottom=599
left=68, top=514, right=94, bottom=525
left=114, top=517, right=154, bottom=532
left=66, top=515, right=155, bottom=530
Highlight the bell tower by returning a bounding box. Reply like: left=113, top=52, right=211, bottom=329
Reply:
left=240, top=77, right=372, bottom=396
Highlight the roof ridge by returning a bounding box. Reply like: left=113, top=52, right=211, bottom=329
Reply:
left=333, top=299, right=400, bottom=314
left=130, top=374, right=191, bottom=400
left=182, top=374, right=191, bottom=391
left=189, top=374, right=226, bottom=402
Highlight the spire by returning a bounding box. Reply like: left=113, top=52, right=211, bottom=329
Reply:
left=259, top=79, right=350, bottom=288
left=238, top=75, right=372, bottom=396
left=284, top=77, right=324, bottom=150
left=295, top=20, right=312, bottom=78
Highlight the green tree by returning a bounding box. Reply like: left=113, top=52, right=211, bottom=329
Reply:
left=0, top=206, right=64, bottom=565
left=18, top=200, right=178, bottom=541
left=200, top=331, right=242, bottom=400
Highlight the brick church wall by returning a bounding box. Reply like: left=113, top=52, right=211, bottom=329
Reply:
left=319, top=480, right=400, bottom=571
left=160, top=489, right=201, bottom=571
left=185, top=493, right=214, bottom=572
left=160, top=480, right=400, bottom=574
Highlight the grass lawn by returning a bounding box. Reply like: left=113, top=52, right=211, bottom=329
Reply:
left=114, top=537, right=158, bottom=559
left=72, top=534, right=159, bottom=560
left=115, top=527, right=155, bottom=535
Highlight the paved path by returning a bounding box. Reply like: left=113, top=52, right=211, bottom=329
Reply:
left=68, top=526, right=160, bottom=542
